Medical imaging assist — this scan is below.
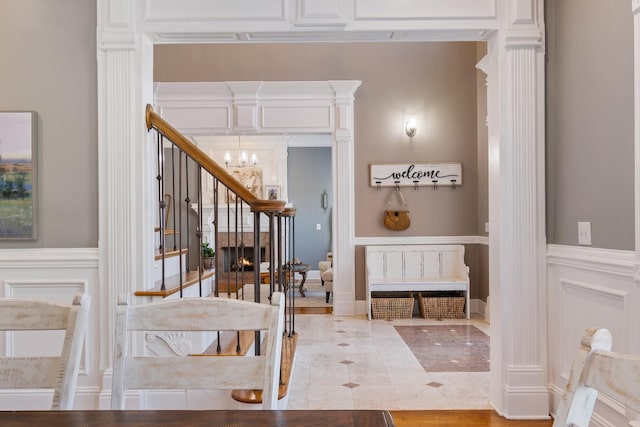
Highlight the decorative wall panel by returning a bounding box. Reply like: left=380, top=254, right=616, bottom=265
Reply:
left=159, top=107, right=231, bottom=133
left=144, top=0, right=287, bottom=21
left=261, top=106, right=332, bottom=130
left=354, top=0, right=496, bottom=20
left=547, top=245, right=637, bottom=426
left=0, top=248, right=98, bottom=410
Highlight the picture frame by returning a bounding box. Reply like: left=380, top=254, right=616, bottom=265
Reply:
left=0, top=112, right=38, bottom=240
left=265, top=185, right=280, bottom=201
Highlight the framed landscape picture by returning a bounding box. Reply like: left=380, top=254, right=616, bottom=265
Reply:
left=265, top=185, right=280, bottom=201
left=0, top=112, right=37, bottom=239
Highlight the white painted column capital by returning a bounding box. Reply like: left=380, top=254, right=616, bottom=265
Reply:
left=503, top=0, right=544, bottom=49
left=330, top=81, right=361, bottom=141
left=227, top=82, right=263, bottom=131
left=97, top=0, right=138, bottom=51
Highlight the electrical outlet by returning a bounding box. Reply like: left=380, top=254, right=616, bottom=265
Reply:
left=578, top=222, right=591, bottom=246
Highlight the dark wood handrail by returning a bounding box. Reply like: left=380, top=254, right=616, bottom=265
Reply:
left=145, top=104, right=285, bottom=214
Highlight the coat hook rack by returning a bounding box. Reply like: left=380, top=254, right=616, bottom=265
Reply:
left=369, top=163, right=462, bottom=190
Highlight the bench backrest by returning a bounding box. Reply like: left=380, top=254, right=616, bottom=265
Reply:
left=111, top=292, right=285, bottom=410
left=553, top=327, right=640, bottom=426
left=0, top=293, right=90, bottom=410
left=365, top=245, right=467, bottom=281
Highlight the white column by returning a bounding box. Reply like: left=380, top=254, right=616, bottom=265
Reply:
left=493, top=0, right=549, bottom=418
left=97, top=0, right=154, bottom=407
left=329, top=81, right=361, bottom=316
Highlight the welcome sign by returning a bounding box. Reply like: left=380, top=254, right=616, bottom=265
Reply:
left=369, top=163, right=462, bottom=188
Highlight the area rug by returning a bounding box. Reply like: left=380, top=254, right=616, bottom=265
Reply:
left=298, top=279, right=332, bottom=308
left=394, top=325, right=489, bottom=372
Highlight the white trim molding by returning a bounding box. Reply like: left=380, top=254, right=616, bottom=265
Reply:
left=547, top=244, right=635, bottom=278
left=355, top=235, right=488, bottom=246
left=0, top=248, right=99, bottom=269
left=154, top=80, right=361, bottom=317
left=97, top=0, right=546, bottom=417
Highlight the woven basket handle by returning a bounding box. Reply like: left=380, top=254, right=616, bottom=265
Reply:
left=385, top=188, right=408, bottom=211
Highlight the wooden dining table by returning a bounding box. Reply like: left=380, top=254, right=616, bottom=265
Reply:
left=0, top=409, right=396, bottom=426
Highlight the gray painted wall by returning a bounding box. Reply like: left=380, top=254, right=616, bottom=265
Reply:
left=155, top=42, right=486, bottom=301
left=546, top=0, right=634, bottom=250
left=3, top=2, right=632, bottom=273
left=287, top=147, right=332, bottom=270
left=156, top=42, right=481, bottom=238
left=0, top=0, right=98, bottom=248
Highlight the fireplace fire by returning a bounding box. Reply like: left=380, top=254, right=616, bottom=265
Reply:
left=231, top=256, right=254, bottom=271
left=222, top=246, right=266, bottom=273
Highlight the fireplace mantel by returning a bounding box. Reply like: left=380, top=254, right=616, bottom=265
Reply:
left=194, top=203, right=271, bottom=245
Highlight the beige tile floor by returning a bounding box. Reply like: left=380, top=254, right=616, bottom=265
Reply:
left=286, top=313, right=491, bottom=410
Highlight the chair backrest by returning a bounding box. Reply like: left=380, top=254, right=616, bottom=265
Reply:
left=554, top=327, right=640, bottom=426
left=0, top=293, right=90, bottom=410
left=111, top=292, right=285, bottom=410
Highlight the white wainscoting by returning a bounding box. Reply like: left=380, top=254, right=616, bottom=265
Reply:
left=547, top=244, right=638, bottom=426
left=0, top=248, right=100, bottom=410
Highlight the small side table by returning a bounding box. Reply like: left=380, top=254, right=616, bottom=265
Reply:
left=291, top=263, right=310, bottom=297
left=259, top=263, right=310, bottom=297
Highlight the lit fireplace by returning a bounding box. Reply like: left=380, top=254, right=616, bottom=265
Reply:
left=222, top=246, right=266, bottom=272
left=232, top=256, right=254, bottom=271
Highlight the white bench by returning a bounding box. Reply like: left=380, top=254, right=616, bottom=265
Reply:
left=365, top=244, right=470, bottom=320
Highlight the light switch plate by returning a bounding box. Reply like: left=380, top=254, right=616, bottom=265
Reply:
left=578, top=222, right=591, bottom=246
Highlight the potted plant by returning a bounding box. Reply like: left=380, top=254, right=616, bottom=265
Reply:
left=202, top=242, right=216, bottom=270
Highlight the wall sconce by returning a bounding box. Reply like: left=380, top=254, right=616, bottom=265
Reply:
left=405, top=118, right=417, bottom=137
left=322, top=191, right=328, bottom=213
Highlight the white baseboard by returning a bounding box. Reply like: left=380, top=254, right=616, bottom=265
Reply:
left=471, top=298, right=488, bottom=321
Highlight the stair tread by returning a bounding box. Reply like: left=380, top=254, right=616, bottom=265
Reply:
left=155, top=248, right=188, bottom=260
left=200, top=329, right=257, bottom=356
left=135, top=270, right=214, bottom=298
left=154, top=227, right=179, bottom=235
left=231, top=333, right=297, bottom=402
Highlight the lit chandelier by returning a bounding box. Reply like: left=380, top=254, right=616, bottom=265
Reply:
left=223, top=136, right=258, bottom=168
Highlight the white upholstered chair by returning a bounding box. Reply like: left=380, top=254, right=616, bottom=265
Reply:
left=111, top=292, right=285, bottom=410
left=0, top=293, right=90, bottom=410
left=318, top=252, right=332, bottom=284
left=554, top=327, right=640, bottom=427
left=319, top=252, right=333, bottom=303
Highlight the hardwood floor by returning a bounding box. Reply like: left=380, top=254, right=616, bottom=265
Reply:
left=390, top=410, right=553, bottom=426
left=288, top=306, right=332, bottom=314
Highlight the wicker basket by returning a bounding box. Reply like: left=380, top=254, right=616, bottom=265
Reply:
left=417, top=293, right=465, bottom=319
left=371, top=296, right=415, bottom=319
